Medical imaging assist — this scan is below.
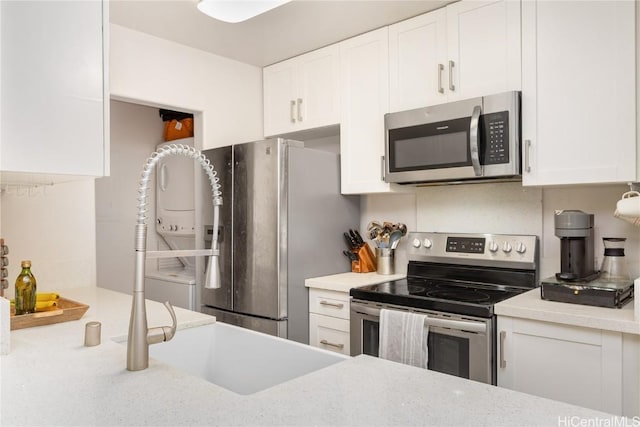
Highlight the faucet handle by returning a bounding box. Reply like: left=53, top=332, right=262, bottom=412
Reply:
left=147, top=301, right=178, bottom=345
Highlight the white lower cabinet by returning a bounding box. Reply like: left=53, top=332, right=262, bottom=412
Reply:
left=308, top=288, right=350, bottom=356
left=498, top=316, right=639, bottom=417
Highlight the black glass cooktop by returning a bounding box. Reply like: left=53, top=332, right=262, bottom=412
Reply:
left=350, top=278, right=527, bottom=318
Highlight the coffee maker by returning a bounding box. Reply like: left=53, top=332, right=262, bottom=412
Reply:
left=541, top=210, right=634, bottom=308
left=554, top=210, right=598, bottom=282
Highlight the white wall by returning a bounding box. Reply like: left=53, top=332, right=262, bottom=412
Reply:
left=95, top=100, right=161, bottom=295
left=109, top=24, right=263, bottom=150
left=360, top=183, right=640, bottom=281
left=0, top=180, right=96, bottom=297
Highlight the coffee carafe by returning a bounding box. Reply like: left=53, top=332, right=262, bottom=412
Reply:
left=600, top=237, right=631, bottom=283
left=554, top=210, right=598, bottom=282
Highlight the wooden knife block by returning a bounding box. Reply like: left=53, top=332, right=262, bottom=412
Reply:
left=351, top=244, right=377, bottom=273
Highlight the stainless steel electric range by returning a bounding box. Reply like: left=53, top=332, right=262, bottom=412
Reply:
left=350, top=232, right=539, bottom=385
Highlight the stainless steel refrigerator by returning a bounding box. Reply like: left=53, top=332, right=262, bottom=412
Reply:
left=201, top=138, right=360, bottom=344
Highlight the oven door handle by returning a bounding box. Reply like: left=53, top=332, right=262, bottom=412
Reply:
left=352, top=305, right=487, bottom=334
left=469, top=105, right=482, bottom=177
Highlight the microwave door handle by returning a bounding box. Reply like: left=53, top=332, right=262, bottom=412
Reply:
left=469, top=105, right=482, bottom=176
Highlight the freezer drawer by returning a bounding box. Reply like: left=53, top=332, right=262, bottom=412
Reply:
left=201, top=306, right=287, bottom=339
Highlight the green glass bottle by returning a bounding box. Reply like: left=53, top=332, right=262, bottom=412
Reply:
left=15, top=260, right=36, bottom=315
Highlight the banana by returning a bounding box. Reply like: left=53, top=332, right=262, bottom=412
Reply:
left=35, top=300, right=57, bottom=309
left=10, top=293, right=60, bottom=305
left=36, top=293, right=60, bottom=302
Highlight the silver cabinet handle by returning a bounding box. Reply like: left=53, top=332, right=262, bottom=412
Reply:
left=499, top=330, right=506, bottom=369
left=320, top=300, right=344, bottom=309
left=448, top=60, right=456, bottom=91
left=296, top=98, right=303, bottom=122
left=437, top=63, right=444, bottom=94
left=320, top=339, right=344, bottom=350
left=469, top=105, right=482, bottom=176
left=381, top=156, right=386, bottom=182
left=524, top=139, right=532, bottom=173
left=290, top=100, right=296, bottom=123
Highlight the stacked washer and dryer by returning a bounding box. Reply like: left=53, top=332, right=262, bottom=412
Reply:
left=144, top=137, right=199, bottom=311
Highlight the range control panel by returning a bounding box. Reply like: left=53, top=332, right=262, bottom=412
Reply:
left=407, top=232, right=538, bottom=269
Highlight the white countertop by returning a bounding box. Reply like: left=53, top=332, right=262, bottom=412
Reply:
left=495, top=287, right=640, bottom=335
left=306, top=272, right=406, bottom=293
left=0, top=287, right=622, bottom=426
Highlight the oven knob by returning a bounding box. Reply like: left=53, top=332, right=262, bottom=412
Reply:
left=422, top=238, right=433, bottom=249
left=412, top=238, right=421, bottom=248
left=488, top=241, right=499, bottom=253
left=502, top=242, right=513, bottom=253
left=516, top=242, right=527, bottom=254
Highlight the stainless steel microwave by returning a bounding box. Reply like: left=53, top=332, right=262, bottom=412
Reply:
left=384, top=91, right=521, bottom=185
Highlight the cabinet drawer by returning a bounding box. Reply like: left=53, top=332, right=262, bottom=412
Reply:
left=309, top=313, right=350, bottom=355
left=309, top=288, right=350, bottom=319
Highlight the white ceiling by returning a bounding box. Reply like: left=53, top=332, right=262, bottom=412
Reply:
left=109, top=0, right=453, bottom=67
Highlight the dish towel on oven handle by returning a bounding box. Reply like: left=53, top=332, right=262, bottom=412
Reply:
left=378, top=308, right=428, bottom=369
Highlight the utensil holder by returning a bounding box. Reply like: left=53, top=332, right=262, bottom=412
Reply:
left=376, top=248, right=395, bottom=275
left=351, top=245, right=377, bottom=273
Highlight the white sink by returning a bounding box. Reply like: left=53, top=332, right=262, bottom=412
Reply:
left=143, top=322, right=348, bottom=395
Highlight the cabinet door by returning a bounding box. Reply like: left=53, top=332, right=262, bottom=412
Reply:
left=498, top=317, right=623, bottom=415
left=446, top=0, right=521, bottom=101
left=263, top=60, right=298, bottom=137
left=1, top=0, right=107, bottom=177
left=389, top=9, right=447, bottom=112
left=297, top=45, right=340, bottom=131
left=339, top=27, right=393, bottom=194
left=521, top=1, right=636, bottom=185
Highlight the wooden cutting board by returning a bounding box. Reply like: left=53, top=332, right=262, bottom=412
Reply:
left=10, top=297, right=89, bottom=330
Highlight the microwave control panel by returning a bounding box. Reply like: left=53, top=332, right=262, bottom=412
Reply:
left=481, top=111, right=509, bottom=165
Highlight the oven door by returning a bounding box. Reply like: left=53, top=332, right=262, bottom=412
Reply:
left=350, top=300, right=495, bottom=385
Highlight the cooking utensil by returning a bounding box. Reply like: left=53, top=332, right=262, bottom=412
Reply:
left=389, top=230, right=403, bottom=249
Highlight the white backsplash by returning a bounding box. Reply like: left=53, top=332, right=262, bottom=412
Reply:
left=360, top=182, right=640, bottom=281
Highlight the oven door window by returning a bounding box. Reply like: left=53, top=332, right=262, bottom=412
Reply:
left=388, top=117, right=471, bottom=172
left=427, top=332, right=470, bottom=379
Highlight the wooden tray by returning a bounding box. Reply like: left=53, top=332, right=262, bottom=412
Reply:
left=10, top=297, right=89, bottom=330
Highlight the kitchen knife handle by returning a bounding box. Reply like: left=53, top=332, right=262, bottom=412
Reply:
left=499, top=330, right=507, bottom=369
left=320, top=339, right=344, bottom=350
left=290, top=100, right=296, bottom=123
left=437, top=63, right=444, bottom=94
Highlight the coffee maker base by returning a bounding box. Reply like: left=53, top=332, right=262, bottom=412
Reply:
left=540, top=276, right=634, bottom=309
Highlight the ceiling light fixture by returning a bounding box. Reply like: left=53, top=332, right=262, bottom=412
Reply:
left=197, top=0, right=291, bottom=23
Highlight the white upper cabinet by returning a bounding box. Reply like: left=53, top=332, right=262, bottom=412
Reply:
left=389, top=0, right=521, bottom=112
left=263, top=45, right=340, bottom=137
left=339, top=27, right=396, bottom=194
left=0, top=0, right=108, bottom=180
left=521, top=0, right=637, bottom=186
left=389, top=9, right=447, bottom=112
